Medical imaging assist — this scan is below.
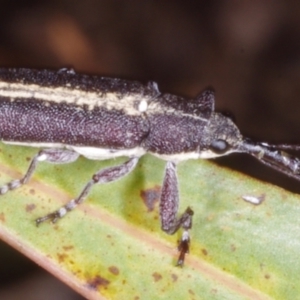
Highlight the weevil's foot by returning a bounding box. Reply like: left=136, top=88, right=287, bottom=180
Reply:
left=36, top=199, right=77, bottom=226
left=0, top=179, right=23, bottom=195
left=176, top=230, right=190, bottom=267
left=36, top=212, right=60, bottom=226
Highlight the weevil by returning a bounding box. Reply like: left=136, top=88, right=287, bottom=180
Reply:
left=0, top=68, right=300, bottom=266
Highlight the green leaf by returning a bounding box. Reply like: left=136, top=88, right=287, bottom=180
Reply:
left=0, top=142, right=299, bottom=299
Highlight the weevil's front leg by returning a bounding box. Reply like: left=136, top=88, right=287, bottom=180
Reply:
left=160, top=161, right=194, bottom=266
left=0, top=148, right=79, bottom=195
left=36, top=157, right=139, bottom=225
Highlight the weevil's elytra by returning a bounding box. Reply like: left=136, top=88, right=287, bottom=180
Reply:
left=1, top=67, right=300, bottom=266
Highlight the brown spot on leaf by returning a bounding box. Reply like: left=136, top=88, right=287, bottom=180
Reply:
left=0, top=213, right=5, bottom=223
left=171, top=273, right=178, bottom=282
left=86, top=275, right=110, bottom=290
left=265, top=274, right=270, bottom=279
left=57, top=253, right=68, bottom=263
left=29, top=189, right=35, bottom=195
left=188, top=289, right=195, bottom=295
left=108, top=266, right=120, bottom=275
left=62, top=245, right=74, bottom=251
left=140, top=185, right=161, bottom=211
left=25, top=203, right=36, bottom=212
left=152, top=272, right=162, bottom=282
left=201, top=248, right=208, bottom=256
left=230, top=244, right=236, bottom=252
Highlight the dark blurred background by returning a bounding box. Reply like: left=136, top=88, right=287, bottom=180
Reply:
left=0, top=1, right=299, bottom=299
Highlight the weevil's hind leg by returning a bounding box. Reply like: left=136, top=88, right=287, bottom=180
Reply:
left=36, top=157, right=139, bottom=225
left=0, top=148, right=79, bottom=195
left=160, top=161, right=194, bottom=266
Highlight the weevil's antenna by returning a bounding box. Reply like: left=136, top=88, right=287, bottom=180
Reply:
left=266, top=143, right=300, bottom=151
left=239, top=138, right=300, bottom=181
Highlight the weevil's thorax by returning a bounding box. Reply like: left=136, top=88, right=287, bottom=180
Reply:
left=144, top=92, right=212, bottom=161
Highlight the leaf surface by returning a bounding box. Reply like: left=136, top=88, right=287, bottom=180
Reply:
left=0, top=143, right=299, bottom=299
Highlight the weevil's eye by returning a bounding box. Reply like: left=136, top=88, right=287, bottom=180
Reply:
left=209, top=139, right=230, bottom=154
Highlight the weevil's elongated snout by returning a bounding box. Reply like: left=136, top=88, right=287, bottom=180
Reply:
left=239, top=138, right=300, bottom=180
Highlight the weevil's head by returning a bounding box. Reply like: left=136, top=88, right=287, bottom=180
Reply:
left=198, top=111, right=300, bottom=182
left=199, top=112, right=244, bottom=158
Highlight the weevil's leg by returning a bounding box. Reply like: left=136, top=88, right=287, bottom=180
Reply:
left=0, top=148, right=79, bottom=195
left=160, top=161, right=194, bottom=266
left=36, top=157, right=139, bottom=225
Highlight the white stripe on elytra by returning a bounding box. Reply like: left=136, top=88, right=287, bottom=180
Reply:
left=0, top=81, right=151, bottom=115
left=0, top=81, right=209, bottom=122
